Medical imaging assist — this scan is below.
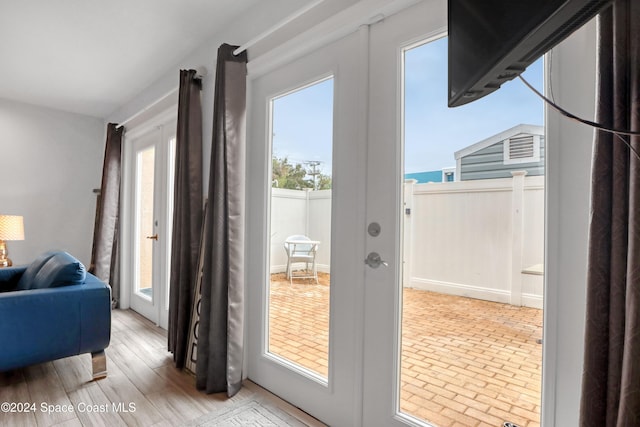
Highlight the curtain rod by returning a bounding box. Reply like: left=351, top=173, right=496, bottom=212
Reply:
left=233, top=0, right=327, bottom=56
left=116, top=87, right=178, bottom=129
left=117, top=67, right=207, bottom=129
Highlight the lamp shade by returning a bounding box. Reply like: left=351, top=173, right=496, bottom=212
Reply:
left=0, top=215, right=25, bottom=241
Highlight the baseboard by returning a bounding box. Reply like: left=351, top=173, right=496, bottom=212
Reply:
left=408, top=277, right=540, bottom=307
left=409, top=277, right=511, bottom=304
left=270, top=264, right=330, bottom=274
left=521, top=293, right=544, bottom=309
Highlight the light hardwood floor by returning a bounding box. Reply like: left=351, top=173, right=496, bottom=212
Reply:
left=0, top=309, right=324, bottom=427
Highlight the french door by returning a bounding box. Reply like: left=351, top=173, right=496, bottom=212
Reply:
left=246, top=2, right=441, bottom=426
left=124, top=110, right=176, bottom=329
left=248, top=1, right=545, bottom=426
left=246, top=28, right=366, bottom=426
left=362, top=1, right=449, bottom=425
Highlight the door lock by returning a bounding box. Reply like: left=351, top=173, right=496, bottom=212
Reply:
left=146, top=234, right=158, bottom=241
left=365, top=252, right=388, bottom=268
left=368, top=222, right=381, bottom=237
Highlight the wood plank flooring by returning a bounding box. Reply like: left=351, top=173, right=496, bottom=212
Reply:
left=0, top=309, right=324, bottom=427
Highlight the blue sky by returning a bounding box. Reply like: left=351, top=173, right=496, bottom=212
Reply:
left=404, top=37, right=544, bottom=172
left=271, top=36, right=544, bottom=176
left=272, top=78, right=334, bottom=175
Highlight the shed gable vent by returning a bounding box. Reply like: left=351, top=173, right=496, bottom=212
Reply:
left=509, top=135, right=534, bottom=159
left=503, top=134, right=540, bottom=165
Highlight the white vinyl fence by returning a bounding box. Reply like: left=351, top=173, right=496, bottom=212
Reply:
left=270, top=172, right=544, bottom=308
left=270, top=188, right=332, bottom=274
left=403, top=172, right=544, bottom=308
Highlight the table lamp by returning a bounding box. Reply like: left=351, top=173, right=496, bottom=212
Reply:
left=0, top=215, right=25, bottom=267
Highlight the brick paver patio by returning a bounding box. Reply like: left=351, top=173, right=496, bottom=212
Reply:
left=268, top=273, right=543, bottom=427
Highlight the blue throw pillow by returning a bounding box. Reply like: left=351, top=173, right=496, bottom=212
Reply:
left=30, top=252, right=87, bottom=290
left=15, top=251, right=57, bottom=291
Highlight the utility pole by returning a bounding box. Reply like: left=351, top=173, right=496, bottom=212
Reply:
left=304, top=161, right=322, bottom=190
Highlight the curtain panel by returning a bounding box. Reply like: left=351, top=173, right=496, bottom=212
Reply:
left=580, top=0, right=640, bottom=425
left=90, top=123, right=123, bottom=307
left=168, top=69, right=204, bottom=368
left=196, top=44, right=247, bottom=397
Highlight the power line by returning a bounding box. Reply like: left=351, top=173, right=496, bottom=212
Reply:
left=304, top=161, right=322, bottom=191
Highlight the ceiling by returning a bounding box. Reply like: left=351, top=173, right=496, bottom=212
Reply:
left=0, top=0, right=267, bottom=118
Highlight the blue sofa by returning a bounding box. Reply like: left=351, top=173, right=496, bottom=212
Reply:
left=0, top=251, right=111, bottom=379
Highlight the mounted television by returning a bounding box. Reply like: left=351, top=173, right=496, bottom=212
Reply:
left=448, top=0, right=612, bottom=107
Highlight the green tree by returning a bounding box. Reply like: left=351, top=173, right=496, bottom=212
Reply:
left=272, top=157, right=312, bottom=189
left=272, top=157, right=332, bottom=190
left=316, top=173, right=332, bottom=190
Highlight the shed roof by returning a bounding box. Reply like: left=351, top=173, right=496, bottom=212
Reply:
left=454, top=124, right=544, bottom=160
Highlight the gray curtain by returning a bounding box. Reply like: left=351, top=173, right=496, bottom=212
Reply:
left=580, top=1, right=640, bottom=425
left=90, top=123, right=123, bottom=307
left=196, top=44, right=247, bottom=396
left=168, top=69, right=203, bottom=368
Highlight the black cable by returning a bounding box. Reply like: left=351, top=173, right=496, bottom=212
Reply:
left=519, top=75, right=640, bottom=137
left=518, top=74, right=640, bottom=160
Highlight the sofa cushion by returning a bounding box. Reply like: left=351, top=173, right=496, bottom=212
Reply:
left=29, top=252, right=87, bottom=290
left=15, top=251, right=57, bottom=291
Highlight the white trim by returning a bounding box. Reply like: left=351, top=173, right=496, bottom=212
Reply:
left=542, top=18, right=597, bottom=426
left=120, top=110, right=177, bottom=327
left=411, top=174, right=544, bottom=194
left=408, top=278, right=512, bottom=304
left=117, top=87, right=178, bottom=129
left=270, top=263, right=330, bottom=274
left=270, top=188, right=309, bottom=200
left=413, top=177, right=515, bottom=194
left=234, top=0, right=328, bottom=56
left=247, top=0, right=422, bottom=77
left=522, top=293, right=544, bottom=309
left=441, top=166, right=455, bottom=182
left=524, top=176, right=546, bottom=190
left=262, top=353, right=329, bottom=387
left=408, top=278, right=544, bottom=309
left=510, top=171, right=527, bottom=306
left=454, top=123, right=544, bottom=160
left=123, top=107, right=178, bottom=140
left=246, top=28, right=365, bottom=426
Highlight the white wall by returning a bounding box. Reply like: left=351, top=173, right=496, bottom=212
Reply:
left=106, top=0, right=316, bottom=191
left=0, top=98, right=104, bottom=266
left=543, top=19, right=596, bottom=427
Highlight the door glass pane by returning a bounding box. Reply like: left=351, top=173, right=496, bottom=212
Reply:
left=267, top=77, right=333, bottom=380
left=166, top=137, right=176, bottom=311
left=399, top=37, right=544, bottom=426
left=135, top=146, right=155, bottom=300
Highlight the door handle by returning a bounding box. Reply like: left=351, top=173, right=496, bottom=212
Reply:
left=146, top=234, right=158, bottom=241
left=365, top=252, right=388, bottom=268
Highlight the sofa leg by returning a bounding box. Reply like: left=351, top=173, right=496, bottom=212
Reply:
left=91, top=350, right=107, bottom=380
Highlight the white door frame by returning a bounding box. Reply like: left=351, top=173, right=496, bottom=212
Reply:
left=243, top=0, right=578, bottom=425
left=362, top=2, right=448, bottom=425
left=245, top=29, right=367, bottom=427
left=121, top=108, right=177, bottom=329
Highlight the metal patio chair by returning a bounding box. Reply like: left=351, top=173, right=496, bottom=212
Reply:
left=284, top=235, right=319, bottom=284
